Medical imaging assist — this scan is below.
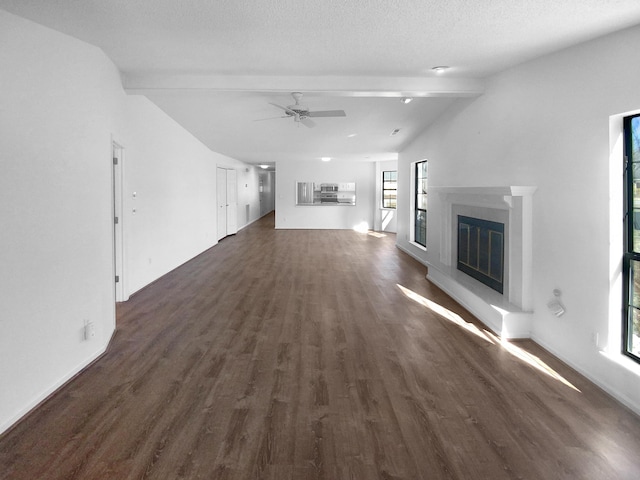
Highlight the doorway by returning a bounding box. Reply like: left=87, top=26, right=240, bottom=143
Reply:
left=259, top=171, right=276, bottom=217
left=217, top=167, right=238, bottom=241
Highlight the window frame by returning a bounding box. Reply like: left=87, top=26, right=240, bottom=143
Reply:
left=623, top=113, right=640, bottom=363
left=382, top=170, right=397, bottom=209
left=414, top=160, right=428, bottom=247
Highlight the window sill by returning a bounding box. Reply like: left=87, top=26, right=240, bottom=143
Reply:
left=600, top=349, right=640, bottom=376
left=410, top=241, right=427, bottom=252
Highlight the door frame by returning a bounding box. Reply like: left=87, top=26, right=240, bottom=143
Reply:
left=112, top=139, right=127, bottom=302
left=226, top=168, right=238, bottom=235
left=216, top=167, right=228, bottom=241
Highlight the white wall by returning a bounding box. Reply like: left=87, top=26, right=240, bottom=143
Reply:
left=236, top=166, right=264, bottom=227
left=123, top=96, right=219, bottom=294
left=0, top=10, right=125, bottom=433
left=275, top=160, right=375, bottom=229
left=123, top=101, right=258, bottom=295
left=397, top=24, right=640, bottom=413
left=0, top=10, right=259, bottom=434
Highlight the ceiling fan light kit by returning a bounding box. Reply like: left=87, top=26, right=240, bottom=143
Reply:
left=266, top=92, right=346, bottom=128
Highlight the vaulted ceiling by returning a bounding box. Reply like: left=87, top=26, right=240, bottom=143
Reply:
left=3, top=0, right=640, bottom=166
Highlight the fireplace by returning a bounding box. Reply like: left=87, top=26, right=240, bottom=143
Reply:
left=457, top=215, right=505, bottom=294
left=425, top=186, right=536, bottom=339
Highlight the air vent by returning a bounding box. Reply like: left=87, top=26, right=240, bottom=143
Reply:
left=390, top=128, right=400, bottom=136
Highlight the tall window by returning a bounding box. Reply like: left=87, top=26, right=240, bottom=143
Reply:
left=414, top=160, right=428, bottom=247
left=382, top=171, right=397, bottom=208
left=624, top=114, right=640, bottom=362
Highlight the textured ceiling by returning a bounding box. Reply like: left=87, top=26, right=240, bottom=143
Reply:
left=143, top=92, right=456, bottom=164
left=3, top=0, right=640, bottom=165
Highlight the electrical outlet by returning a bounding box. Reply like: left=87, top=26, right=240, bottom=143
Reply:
left=84, top=321, right=96, bottom=341
left=592, top=332, right=599, bottom=348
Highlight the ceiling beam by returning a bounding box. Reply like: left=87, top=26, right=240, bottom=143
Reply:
left=123, top=74, right=485, bottom=98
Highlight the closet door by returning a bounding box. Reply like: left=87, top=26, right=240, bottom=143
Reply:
left=226, top=169, right=237, bottom=235
left=216, top=167, right=227, bottom=241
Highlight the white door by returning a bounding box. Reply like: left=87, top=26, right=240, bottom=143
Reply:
left=226, top=169, right=237, bottom=235
left=217, top=167, right=227, bottom=241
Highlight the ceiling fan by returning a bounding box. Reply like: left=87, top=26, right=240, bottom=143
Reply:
left=265, top=92, right=346, bottom=128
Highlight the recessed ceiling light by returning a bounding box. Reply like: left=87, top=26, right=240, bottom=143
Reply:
left=259, top=164, right=269, bottom=169
left=321, top=157, right=331, bottom=162
left=400, top=97, right=412, bottom=104
left=432, top=66, right=450, bottom=73
left=347, top=133, right=357, bottom=138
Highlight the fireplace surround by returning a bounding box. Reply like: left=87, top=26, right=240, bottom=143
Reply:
left=426, top=186, right=536, bottom=339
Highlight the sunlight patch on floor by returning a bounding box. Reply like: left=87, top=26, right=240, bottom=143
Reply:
left=397, top=283, right=581, bottom=392
left=483, top=330, right=581, bottom=392
left=353, top=221, right=370, bottom=233
left=397, top=284, right=494, bottom=344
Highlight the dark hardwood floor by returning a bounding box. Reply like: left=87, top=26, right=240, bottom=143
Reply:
left=2, top=212, right=640, bottom=479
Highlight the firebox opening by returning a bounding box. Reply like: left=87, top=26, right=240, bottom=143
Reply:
left=457, top=215, right=505, bottom=294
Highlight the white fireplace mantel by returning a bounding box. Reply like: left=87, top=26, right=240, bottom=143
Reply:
left=431, top=185, right=537, bottom=198
left=426, top=186, right=537, bottom=339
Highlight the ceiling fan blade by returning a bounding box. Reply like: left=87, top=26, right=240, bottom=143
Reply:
left=269, top=102, right=296, bottom=116
left=307, top=110, right=346, bottom=118
left=300, top=117, right=316, bottom=128
left=253, top=115, right=289, bottom=122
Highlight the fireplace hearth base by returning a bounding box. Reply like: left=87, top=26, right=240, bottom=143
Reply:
left=427, top=262, right=532, bottom=339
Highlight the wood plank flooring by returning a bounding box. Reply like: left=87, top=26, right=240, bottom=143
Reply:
left=2, top=212, right=640, bottom=479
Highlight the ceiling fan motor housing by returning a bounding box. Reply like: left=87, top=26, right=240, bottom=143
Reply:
left=287, top=93, right=308, bottom=119
left=286, top=105, right=309, bottom=119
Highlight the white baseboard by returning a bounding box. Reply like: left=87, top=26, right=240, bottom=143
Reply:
left=0, top=338, right=111, bottom=436
left=395, top=243, right=428, bottom=266
left=530, top=334, right=640, bottom=417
